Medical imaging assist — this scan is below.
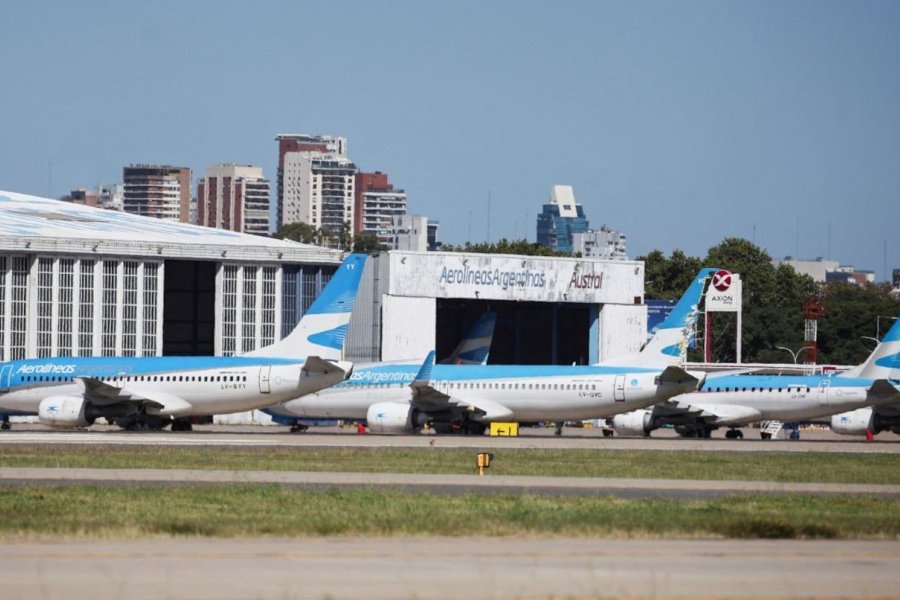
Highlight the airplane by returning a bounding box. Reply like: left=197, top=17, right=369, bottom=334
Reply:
left=266, top=311, right=497, bottom=430
left=275, top=269, right=717, bottom=434
left=609, top=313, right=900, bottom=439
left=0, top=253, right=367, bottom=431
left=828, top=318, right=900, bottom=438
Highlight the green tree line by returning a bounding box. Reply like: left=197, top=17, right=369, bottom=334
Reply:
left=642, top=238, right=900, bottom=365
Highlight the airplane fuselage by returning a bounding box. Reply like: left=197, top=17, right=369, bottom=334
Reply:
left=278, top=363, right=691, bottom=422
left=0, top=356, right=340, bottom=417
left=682, top=374, right=881, bottom=425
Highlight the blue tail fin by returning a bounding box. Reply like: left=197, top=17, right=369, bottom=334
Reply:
left=842, top=316, right=900, bottom=380
left=247, top=253, right=367, bottom=360
left=441, top=311, right=496, bottom=365
left=610, top=268, right=718, bottom=367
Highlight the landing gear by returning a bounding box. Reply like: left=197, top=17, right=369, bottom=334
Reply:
left=555, top=423, right=563, bottom=436
left=725, top=429, right=744, bottom=439
left=171, top=418, right=193, bottom=432
left=290, top=420, right=309, bottom=433
left=0, top=415, right=10, bottom=431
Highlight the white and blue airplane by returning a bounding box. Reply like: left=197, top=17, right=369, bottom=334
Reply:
left=610, top=314, right=900, bottom=439
left=267, top=311, right=497, bottom=430
left=274, top=269, right=717, bottom=434
left=0, top=253, right=367, bottom=431
left=829, top=319, right=900, bottom=438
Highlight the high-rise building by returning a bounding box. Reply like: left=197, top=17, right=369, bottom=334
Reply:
left=275, top=134, right=347, bottom=227
left=536, top=185, right=589, bottom=254
left=281, top=150, right=356, bottom=241
left=355, top=171, right=407, bottom=244
left=893, top=269, right=900, bottom=289
left=123, top=165, right=192, bottom=222
left=573, top=226, right=628, bottom=260
left=196, top=165, right=270, bottom=236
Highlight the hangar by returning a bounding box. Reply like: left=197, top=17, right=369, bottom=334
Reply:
left=0, top=190, right=342, bottom=363
left=345, top=251, right=646, bottom=366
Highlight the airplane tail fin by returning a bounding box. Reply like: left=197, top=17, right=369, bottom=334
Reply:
left=441, top=312, right=496, bottom=365
left=842, top=317, right=900, bottom=381
left=610, top=268, right=718, bottom=368
left=246, top=253, right=367, bottom=360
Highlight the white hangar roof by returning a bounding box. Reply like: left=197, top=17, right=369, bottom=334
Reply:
left=0, top=190, right=341, bottom=264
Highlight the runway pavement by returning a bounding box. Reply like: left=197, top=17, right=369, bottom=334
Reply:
left=1, top=537, right=898, bottom=600
left=1, top=423, right=898, bottom=453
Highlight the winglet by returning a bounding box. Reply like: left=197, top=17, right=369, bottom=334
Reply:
left=412, top=350, right=437, bottom=385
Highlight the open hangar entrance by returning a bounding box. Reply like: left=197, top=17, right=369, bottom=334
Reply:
left=436, top=298, right=594, bottom=365
left=162, top=260, right=216, bottom=356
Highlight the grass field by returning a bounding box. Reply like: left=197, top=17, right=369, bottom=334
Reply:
left=1, top=485, right=897, bottom=540
left=1, top=445, right=899, bottom=484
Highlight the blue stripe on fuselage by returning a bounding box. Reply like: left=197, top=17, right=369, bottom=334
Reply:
left=700, top=373, right=874, bottom=391
left=335, top=362, right=659, bottom=389
left=2, top=356, right=302, bottom=390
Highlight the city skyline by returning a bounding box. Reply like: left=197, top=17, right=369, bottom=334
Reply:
left=1, top=1, right=898, bottom=278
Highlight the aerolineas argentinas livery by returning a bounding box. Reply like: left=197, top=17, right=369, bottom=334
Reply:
left=268, top=311, right=497, bottom=429
left=610, top=314, right=900, bottom=439
left=828, top=317, right=900, bottom=438
left=0, top=254, right=367, bottom=430
left=279, top=269, right=716, bottom=434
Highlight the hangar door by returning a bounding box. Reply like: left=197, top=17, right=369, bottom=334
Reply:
left=163, top=260, right=216, bottom=356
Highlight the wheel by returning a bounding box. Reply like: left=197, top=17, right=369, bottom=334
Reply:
left=1, top=417, right=10, bottom=431
left=725, top=429, right=743, bottom=439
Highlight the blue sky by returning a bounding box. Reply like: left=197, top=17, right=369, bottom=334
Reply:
left=1, top=1, right=898, bottom=279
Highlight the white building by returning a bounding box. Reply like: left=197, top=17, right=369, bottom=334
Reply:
left=0, top=190, right=342, bottom=362
left=573, top=226, right=628, bottom=260
left=197, top=164, right=270, bottom=236
left=388, top=214, right=429, bottom=252
left=282, top=153, right=356, bottom=239
left=774, top=257, right=840, bottom=282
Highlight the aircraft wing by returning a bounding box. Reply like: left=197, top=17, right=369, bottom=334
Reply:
left=666, top=397, right=762, bottom=424
left=303, top=356, right=352, bottom=378
left=75, top=377, right=194, bottom=417
left=410, top=382, right=514, bottom=421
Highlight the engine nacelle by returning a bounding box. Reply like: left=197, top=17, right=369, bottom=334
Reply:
left=611, top=409, right=653, bottom=436
left=830, top=408, right=875, bottom=436
left=38, top=396, right=94, bottom=429
left=366, top=402, right=416, bottom=434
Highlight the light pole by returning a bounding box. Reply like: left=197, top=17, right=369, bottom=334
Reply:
left=776, top=346, right=805, bottom=364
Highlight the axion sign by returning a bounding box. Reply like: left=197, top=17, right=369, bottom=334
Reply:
left=712, top=270, right=733, bottom=292
left=706, top=270, right=742, bottom=312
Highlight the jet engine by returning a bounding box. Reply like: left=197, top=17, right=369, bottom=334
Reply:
left=610, top=409, right=653, bottom=437
left=830, top=408, right=876, bottom=436
left=366, top=402, right=418, bottom=434
left=38, top=396, right=94, bottom=429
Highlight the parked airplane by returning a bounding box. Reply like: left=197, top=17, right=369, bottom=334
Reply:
left=267, top=311, right=497, bottom=429
left=277, top=269, right=716, bottom=434
left=0, top=253, right=367, bottom=431
left=610, top=314, right=900, bottom=439
left=829, top=318, right=900, bottom=438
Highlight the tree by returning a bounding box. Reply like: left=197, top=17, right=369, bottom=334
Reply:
left=353, top=232, right=387, bottom=254
left=442, top=238, right=569, bottom=257
left=274, top=222, right=323, bottom=245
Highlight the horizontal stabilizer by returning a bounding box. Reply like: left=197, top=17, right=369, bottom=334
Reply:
left=868, top=379, right=900, bottom=401
left=302, top=356, right=352, bottom=378
left=657, top=365, right=700, bottom=386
